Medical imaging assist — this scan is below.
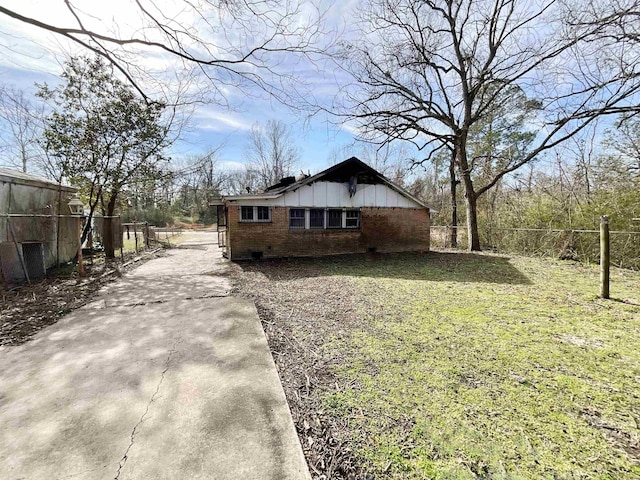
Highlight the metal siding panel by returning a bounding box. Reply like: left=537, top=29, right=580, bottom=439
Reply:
left=299, top=185, right=313, bottom=206
left=352, top=186, right=364, bottom=207
left=0, top=241, right=26, bottom=285
left=388, top=187, right=400, bottom=207
left=340, top=183, right=353, bottom=207
left=283, top=189, right=298, bottom=206
left=314, top=182, right=327, bottom=207
left=375, top=184, right=387, bottom=206
left=325, top=182, right=342, bottom=207
left=363, top=185, right=375, bottom=206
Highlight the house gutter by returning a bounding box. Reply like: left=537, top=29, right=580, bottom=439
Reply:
left=223, top=194, right=283, bottom=201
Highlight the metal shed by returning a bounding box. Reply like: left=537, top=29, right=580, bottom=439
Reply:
left=0, top=168, right=78, bottom=286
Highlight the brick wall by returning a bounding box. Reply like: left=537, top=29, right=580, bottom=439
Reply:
left=227, top=205, right=430, bottom=260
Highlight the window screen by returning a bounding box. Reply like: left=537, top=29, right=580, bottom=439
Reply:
left=257, top=206, right=270, bottom=221
left=309, top=209, right=325, bottom=228
left=327, top=209, right=342, bottom=228
left=241, top=206, right=254, bottom=221
left=289, top=208, right=305, bottom=229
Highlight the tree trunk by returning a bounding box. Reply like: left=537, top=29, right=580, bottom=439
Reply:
left=104, top=194, right=118, bottom=258
left=464, top=192, right=481, bottom=251
left=449, top=149, right=458, bottom=248
left=456, top=145, right=481, bottom=251
left=81, top=201, right=99, bottom=245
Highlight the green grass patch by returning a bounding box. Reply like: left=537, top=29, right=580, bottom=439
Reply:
left=122, top=232, right=146, bottom=253
left=318, top=252, right=640, bottom=478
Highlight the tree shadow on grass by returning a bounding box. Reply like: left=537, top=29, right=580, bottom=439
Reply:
left=234, top=250, right=532, bottom=285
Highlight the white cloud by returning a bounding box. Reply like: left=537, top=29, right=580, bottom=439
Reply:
left=194, top=108, right=252, bottom=132
left=218, top=160, right=246, bottom=171
left=340, top=121, right=363, bottom=136
left=0, top=0, right=359, bottom=172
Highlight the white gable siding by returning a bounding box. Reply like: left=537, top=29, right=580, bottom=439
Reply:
left=297, top=185, right=312, bottom=205
left=228, top=181, right=422, bottom=208
left=314, top=182, right=328, bottom=205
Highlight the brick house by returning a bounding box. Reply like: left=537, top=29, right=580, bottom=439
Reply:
left=218, top=157, right=431, bottom=260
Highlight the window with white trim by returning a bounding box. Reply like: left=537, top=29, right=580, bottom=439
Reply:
left=345, top=210, right=360, bottom=228
left=240, top=206, right=254, bottom=221
left=240, top=206, right=271, bottom=222
left=327, top=209, right=342, bottom=229
left=257, top=206, right=270, bottom=221
left=288, top=208, right=362, bottom=230
left=289, top=208, right=305, bottom=229
left=309, top=209, right=325, bottom=229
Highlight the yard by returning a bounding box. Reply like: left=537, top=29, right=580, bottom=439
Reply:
left=231, top=251, right=640, bottom=479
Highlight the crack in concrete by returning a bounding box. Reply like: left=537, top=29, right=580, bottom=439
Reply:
left=185, top=293, right=230, bottom=300
left=113, top=338, right=180, bottom=480
left=115, top=294, right=229, bottom=308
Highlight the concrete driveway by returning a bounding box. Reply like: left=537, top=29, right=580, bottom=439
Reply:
left=0, top=232, right=310, bottom=480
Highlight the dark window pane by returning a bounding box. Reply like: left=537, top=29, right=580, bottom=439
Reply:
left=327, top=209, right=342, bottom=228
left=289, top=208, right=305, bottom=229
left=241, top=206, right=254, bottom=220
left=345, top=210, right=360, bottom=228
left=257, top=206, right=270, bottom=221
left=310, top=209, right=325, bottom=228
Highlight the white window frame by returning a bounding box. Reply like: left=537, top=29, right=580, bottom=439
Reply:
left=327, top=209, right=343, bottom=229
left=289, top=208, right=305, bottom=229
left=309, top=208, right=325, bottom=229
left=345, top=209, right=361, bottom=229
left=239, top=206, right=271, bottom=223
left=288, top=208, right=361, bottom=230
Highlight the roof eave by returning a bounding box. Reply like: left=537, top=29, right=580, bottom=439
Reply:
left=223, top=193, right=283, bottom=201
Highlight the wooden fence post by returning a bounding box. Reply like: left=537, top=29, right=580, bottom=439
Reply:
left=600, top=215, right=610, bottom=299
left=134, top=222, right=138, bottom=253
left=120, top=217, right=124, bottom=262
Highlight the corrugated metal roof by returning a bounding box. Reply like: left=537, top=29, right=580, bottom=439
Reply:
left=0, top=168, right=76, bottom=192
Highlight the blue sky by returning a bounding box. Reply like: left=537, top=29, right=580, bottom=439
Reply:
left=0, top=0, right=362, bottom=176
left=1, top=0, right=626, bottom=183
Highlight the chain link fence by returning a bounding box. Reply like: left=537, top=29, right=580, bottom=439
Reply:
left=430, top=226, right=469, bottom=250
left=488, top=228, right=640, bottom=270
left=431, top=225, right=640, bottom=270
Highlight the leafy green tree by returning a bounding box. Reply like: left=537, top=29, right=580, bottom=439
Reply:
left=39, top=56, right=173, bottom=257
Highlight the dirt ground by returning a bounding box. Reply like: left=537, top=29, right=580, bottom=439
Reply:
left=229, top=258, right=373, bottom=480
left=0, top=249, right=164, bottom=347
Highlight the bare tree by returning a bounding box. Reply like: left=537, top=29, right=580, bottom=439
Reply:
left=328, top=141, right=411, bottom=183
left=0, top=85, right=46, bottom=173
left=222, top=168, right=261, bottom=195
left=567, top=0, right=640, bottom=55
left=0, top=1, right=330, bottom=105
left=602, top=115, right=640, bottom=179
left=170, top=148, right=226, bottom=215
left=246, top=119, right=300, bottom=190
left=338, top=0, right=640, bottom=250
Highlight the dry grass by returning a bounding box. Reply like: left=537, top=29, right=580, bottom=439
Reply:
left=0, top=249, right=165, bottom=347
left=231, top=251, right=640, bottom=479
